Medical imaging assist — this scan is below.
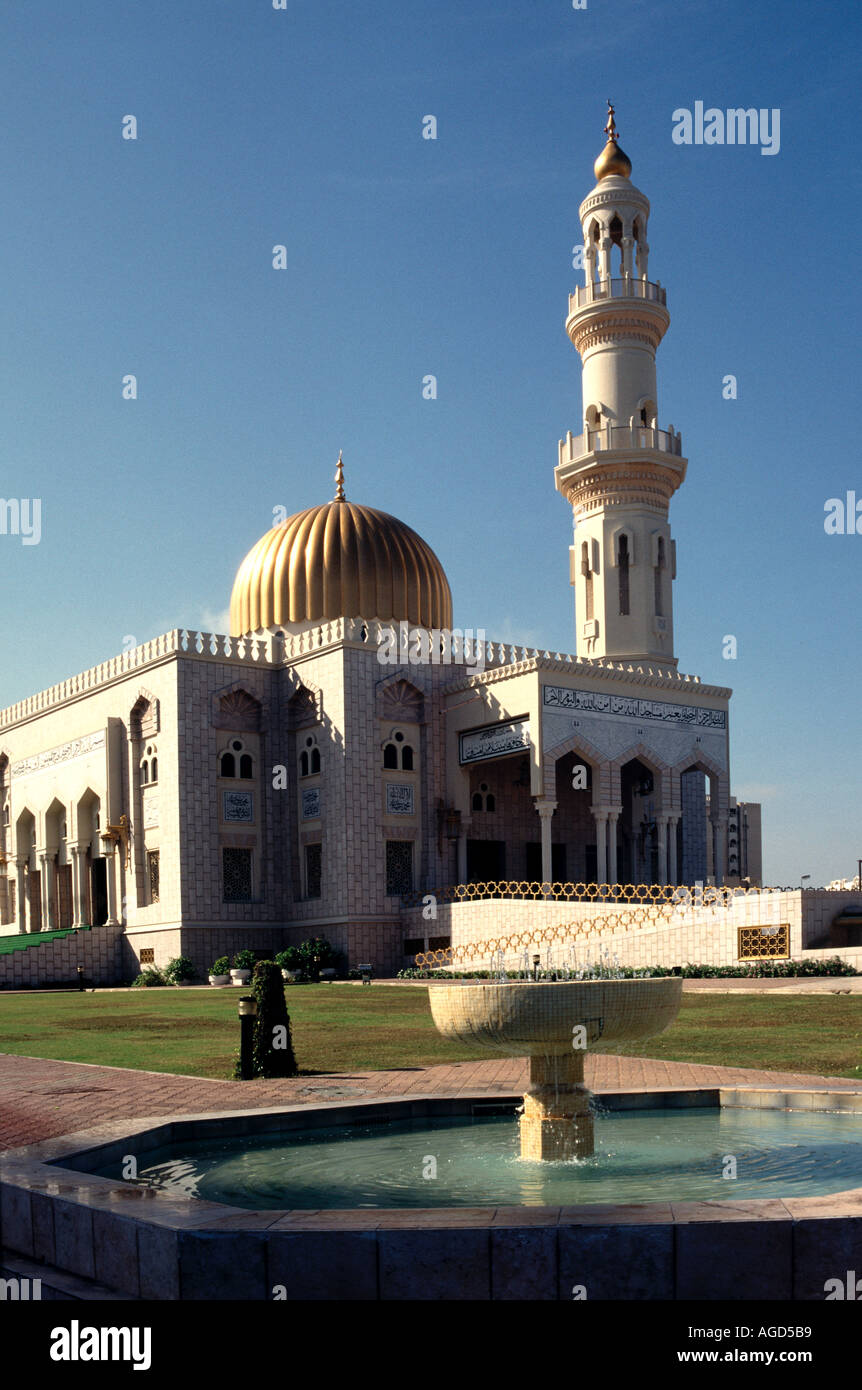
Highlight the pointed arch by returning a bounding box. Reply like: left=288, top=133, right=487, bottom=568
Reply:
left=542, top=729, right=611, bottom=805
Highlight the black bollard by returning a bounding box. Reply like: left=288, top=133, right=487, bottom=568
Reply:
left=238, top=995, right=258, bottom=1079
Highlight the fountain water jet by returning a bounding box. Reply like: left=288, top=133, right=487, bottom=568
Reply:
left=428, top=976, right=682, bottom=1161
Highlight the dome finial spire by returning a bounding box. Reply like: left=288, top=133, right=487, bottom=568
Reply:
left=334, top=450, right=346, bottom=502
left=604, top=99, right=619, bottom=144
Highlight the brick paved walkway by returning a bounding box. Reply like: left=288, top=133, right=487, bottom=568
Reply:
left=2, top=1051, right=860, bottom=1153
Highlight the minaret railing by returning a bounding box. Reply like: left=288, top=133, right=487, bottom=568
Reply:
left=569, top=277, right=666, bottom=311
left=559, top=424, right=683, bottom=464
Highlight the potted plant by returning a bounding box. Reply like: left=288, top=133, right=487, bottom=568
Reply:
left=275, top=947, right=302, bottom=982
left=165, top=956, right=196, bottom=987
left=230, top=948, right=257, bottom=985
left=208, top=956, right=230, bottom=987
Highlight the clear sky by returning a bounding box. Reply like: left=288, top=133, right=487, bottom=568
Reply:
left=0, top=0, right=859, bottom=886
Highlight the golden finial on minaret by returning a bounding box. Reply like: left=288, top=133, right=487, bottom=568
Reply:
left=604, top=100, right=619, bottom=144
left=594, top=99, right=632, bottom=182
left=334, top=450, right=346, bottom=501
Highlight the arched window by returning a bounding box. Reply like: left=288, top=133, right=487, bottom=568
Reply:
left=383, top=744, right=398, bottom=769
left=299, top=735, right=319, bottom=778
left=654, top=537, right=666, bottom=617
left=472, top=792, right=483, bottom=812
left=220, top=752, right=236, bottom=778
left=140, top=742, right=157, bottom=786
left=150, top=757, right=158, bottom=783
left=401, top=745, right=413, bottom=771
left=239, top=753, right=253, bottom=779
left=581, top=542, right=594, bottom=622
left=140, top=761, right=149, bottom=785
left=486, top=793, right=496, bottom=813
left=618, top=534, right=630, bottom=616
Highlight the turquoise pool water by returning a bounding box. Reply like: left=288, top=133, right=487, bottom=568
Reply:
left=96, top=1106, right=862, bottom=1210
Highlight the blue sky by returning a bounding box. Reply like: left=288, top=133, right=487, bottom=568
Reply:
left=0, top=0, right=859, bottom=885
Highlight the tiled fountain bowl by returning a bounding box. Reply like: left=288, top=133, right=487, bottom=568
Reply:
left=428, top=977, right=683, bottom=1056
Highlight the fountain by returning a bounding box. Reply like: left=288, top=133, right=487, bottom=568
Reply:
left=428, top=974, right=683, bottom=1160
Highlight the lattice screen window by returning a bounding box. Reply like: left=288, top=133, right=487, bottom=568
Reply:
left=147, top=850, right=160, bottom=904
left=386, top=841, right=413, bottom=897
left=305, top=843, right=322, bottom=899
left=737, top=924, right=789, bottom=960
left=223, top=847, right=253, bottom=903
left=140, top=947, right=155, bottom=965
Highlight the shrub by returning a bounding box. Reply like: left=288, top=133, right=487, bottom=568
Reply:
left=232, top=949, right=257, bottom=972
left=233, top=960, right=298, bottom=1079
left=210, top=957, right=230, bottom=977
left=275, top=947, right=301, bottom=972
left=132, top=968, right=166, bottom=988
left=164, top=956, right=195, bottom=985
left=297, top=936, right=335, bottom=979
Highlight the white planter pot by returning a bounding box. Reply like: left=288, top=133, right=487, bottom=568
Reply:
left=230, top=969, right=252, bottom=985
left=209, top=974, right=230, bottom=987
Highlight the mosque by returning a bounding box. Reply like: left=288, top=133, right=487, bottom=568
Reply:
left=0, top=112, right=763, bottom=981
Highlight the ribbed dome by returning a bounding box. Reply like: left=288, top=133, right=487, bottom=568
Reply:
left=229, top=478, right=452, bottom=635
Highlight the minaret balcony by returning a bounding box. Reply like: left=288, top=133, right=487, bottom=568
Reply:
left=569, top=277, right=666, bottom=312
left=558, top=423, right=684, bottom=468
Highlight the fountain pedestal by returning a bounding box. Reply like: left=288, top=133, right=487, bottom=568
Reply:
left=520, top=1052, right=594, bottom=1161
left=428, top=978, right=683, bottom=1163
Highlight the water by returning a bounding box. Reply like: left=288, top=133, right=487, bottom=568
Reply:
left=100, top=1107, right=862, bottom=1211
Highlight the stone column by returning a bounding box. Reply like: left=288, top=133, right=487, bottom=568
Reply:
left=607, top=809, right=620, bottom=885
left=584, top=245, right=596, bottom=294
left=14, top=858, right=27, bottom=935
left=711, top=819, right=727, bottom=887
left=621, top=235, right=634, bottom=278
left=667, top=816, right=679, bottom=886
left=103, top=843, right=120, bottom=927
left=37, top=851, right=55, bottom=932
left=655, top=816, right=669, bottom=885
left=456, top=831, right=468, bottom=885
left=592, top=808, right=608, bottom=885
left=534, top=799, right=558, bottom=890
left=70, top=846, right=85, bottom=927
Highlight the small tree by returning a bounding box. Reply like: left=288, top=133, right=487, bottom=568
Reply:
left=251, top=960, right=298, bottom=1078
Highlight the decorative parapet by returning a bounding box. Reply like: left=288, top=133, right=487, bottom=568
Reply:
left=0, top=629, right=279, bottom=732
left=0, top=615, right=729, bottom=731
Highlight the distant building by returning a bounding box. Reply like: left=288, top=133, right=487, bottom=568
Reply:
left=707, top=796, right=762, bottom=886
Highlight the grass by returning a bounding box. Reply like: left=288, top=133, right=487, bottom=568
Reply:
left=0, top=985, right=495, bottom=1079
left=1, top=987, right=861, bottom=1081
left=612, top=994, right=862, bottom=1079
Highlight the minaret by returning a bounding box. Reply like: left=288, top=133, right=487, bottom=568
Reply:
left=556, top=104, right=687, bottom=669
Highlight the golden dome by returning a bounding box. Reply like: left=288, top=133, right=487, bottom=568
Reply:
left=229, top=458, right=453, bottom=635
left=593, top=139, right=632, bottom=181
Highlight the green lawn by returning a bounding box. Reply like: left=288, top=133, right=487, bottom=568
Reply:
left=0, top=985, right=494, bottom=1079
left=1, top=987, right=861, bottom=1081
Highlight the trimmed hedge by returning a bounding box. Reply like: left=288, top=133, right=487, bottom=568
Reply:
left=396, top=956, right=858, bottom=981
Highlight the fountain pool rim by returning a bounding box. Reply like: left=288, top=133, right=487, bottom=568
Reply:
left=4, top=1085, right=862, bottom=1300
